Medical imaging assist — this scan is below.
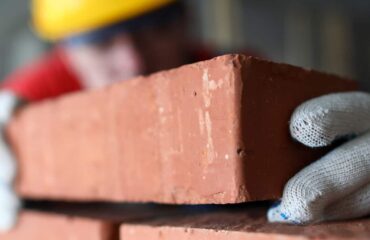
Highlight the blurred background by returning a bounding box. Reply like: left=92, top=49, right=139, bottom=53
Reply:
left=1, top=0, right=370, bottom=89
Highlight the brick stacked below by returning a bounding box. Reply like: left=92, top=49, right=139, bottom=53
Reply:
left=0, top=211, right=116, bottom=240
left=121, top=205, right=370, bottom=240
left=0, top=204, right=186, bottom=240
left=3, top=205, right=370, bottom=240
left=7, top=55, right=357, bottom=204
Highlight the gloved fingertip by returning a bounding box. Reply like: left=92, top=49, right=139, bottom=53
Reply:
left=267, top=202, right=302, bottom=225
left=267, top=202, right=282, bottom=222
left=0, top=208, right=18, bottom=232
left=0, top=187, right=21, bottom=232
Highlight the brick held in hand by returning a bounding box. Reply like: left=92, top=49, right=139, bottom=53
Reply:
left=7, top=55, right=357, bottom=204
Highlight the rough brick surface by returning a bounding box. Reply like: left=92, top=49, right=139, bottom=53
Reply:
left=7, top=55, right=357, bottom=204
left=0, top=211, right=116, bottom=240
left=120, top=205, right=370, bottom=240
left=0, top=203, right=187, bottom=240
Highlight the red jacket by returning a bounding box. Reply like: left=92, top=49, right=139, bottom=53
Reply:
left=1, top=49, right=82, bottom=102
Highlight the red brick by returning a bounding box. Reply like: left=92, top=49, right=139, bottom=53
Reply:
left=0, top=203, right=185, bottom=240
left=120, top=205, right=370, bottom=240
left=0, top=211, right=116, bottom=240
left=7, top=55, right=357, bottom=204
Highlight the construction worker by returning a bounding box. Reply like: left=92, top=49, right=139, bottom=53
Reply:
left=0, top=0, right=209, bottom=231
left=0, top=0, right=369, bottom=231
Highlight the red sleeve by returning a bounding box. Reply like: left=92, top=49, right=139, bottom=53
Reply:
left=1, top=48, right=83, bottom=102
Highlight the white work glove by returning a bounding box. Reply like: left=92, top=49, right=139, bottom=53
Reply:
left=268, top=91, right=370, bottom=224
left=0, top=90, right=21, bottom=231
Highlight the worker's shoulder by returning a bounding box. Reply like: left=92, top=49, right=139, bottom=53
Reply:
left=5, top=48, right=68, bottom=82
left=0, top=47, right=81, bottom=101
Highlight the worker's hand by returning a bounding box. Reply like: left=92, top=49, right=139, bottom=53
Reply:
left=0, top=91, right=21, bottom=231
left=267, top=92, right=370, bottom=225
left=0, top=136, right=20, bottom=231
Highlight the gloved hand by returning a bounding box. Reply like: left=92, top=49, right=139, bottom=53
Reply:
left=268, top=91, right=370, bottom=225
left=0, top=90, right=21, bottom=231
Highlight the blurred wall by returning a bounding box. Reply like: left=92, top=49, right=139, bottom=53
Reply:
left=1, top=0, right=370, bottom=90
left=0, top=0, right=47, bottom=79
left=189, top=0, right=370, bottom=90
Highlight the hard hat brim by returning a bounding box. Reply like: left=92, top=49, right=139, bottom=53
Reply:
left=62, top=2, right=184, bottom=46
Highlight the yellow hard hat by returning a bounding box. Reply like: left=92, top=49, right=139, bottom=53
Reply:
left=32, top=0, right=176, bottom=41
